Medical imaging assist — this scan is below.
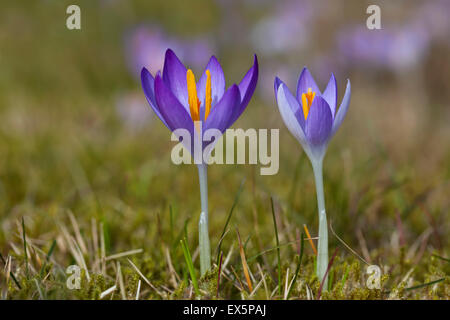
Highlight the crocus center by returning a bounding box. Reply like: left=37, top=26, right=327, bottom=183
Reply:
left=301, top=87, right=316, bottom=120
left=186, top=69, right=212, bottom=122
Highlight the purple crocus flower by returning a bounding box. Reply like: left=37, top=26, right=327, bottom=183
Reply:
left=274, top=67, right=351, bottom=161
left=274, top=67, right=351, bottom=288
left=141, top=49, right=258, bottom=154
left=140, top=48, right=258, bottom=276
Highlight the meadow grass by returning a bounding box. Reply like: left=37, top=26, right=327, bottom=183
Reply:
left=0, top=0, right=449, bottom=300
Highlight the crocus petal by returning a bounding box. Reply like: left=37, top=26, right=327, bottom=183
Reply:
left=276, top=84, right=309, bottom=150
left=229, top=55, right=259, bottom=125
left=197, top=56, right=226, bottom=112
left=274, top=76, right=282, bottom=97
left=274, top=77, right=305, bottom=131
left=330, top=80, right=351, bottom=137
left=305, top=96, right=333, bottom=146
left=154, top=74, right=194, bottom=137
left=141, top=68, right=169, bottom=128
left=297, top=67, right=321, bottom=100
left=204, top=84, right=241, bottom=134
left=162, top=49, right=190, bottom=112
left=321, top=73, right=337, bottom=117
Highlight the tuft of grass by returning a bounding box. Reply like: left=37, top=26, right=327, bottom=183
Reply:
left=316, top=248, right=339, bottom=299
left=180, top=238, right=200, bottom=296
left=287, top=232, right=305, bottom=299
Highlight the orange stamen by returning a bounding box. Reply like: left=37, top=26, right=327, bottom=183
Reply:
left=301, top=88, right=316, bottom=120
left=187, top=69, right=200, bottom=121
left=204, top=70, right=212, bottom=121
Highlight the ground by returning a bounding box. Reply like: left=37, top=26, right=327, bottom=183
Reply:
left=0, top=0, right=449, bottom=300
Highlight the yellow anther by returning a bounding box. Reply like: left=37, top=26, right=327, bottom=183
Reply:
left=301, top=87, right=316, bottom=120
left=204, top=70, right=212, bottom=121
left=187, top=69, right=200, bottom=121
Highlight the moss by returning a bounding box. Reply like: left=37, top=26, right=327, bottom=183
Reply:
left=199, top=266, right=219, bottom=299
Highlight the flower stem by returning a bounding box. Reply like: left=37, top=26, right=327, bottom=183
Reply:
left=312, top=159, right=328, bottom=289
left=197, top=163, right=211, bottom=276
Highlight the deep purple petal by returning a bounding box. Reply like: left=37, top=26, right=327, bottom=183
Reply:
left=330, top=80, right=351, bottom=137
left=230, top=55, right=258, bottom=125
left=274, top=76, right=282, bottom=98
left=154, top=74, right=194, bottom=137
left=276, top=83, right=308, bottom=148
left=274, top=78, right=305, bottom=131
left=322, top=73, right=337, bottom=117
left=296, top=67, right=321, bottom=100
left=197, top=56, right=226, bottom=118
left=162, top=49, right=190, bottom=112
left=204, top=84, right=240, bottom=133
left=305, top=96, right=333, bottom=146
left=141, top=68, right=170, bottom=128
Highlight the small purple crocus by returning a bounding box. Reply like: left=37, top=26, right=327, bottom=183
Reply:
left=141, top=49, right=258, bottom=276
left=274, top=67, right=351, bottom=162
left=274, top=67, right=351, bottom=288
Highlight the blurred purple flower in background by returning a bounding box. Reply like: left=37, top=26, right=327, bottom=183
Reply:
left=124, top=26, right=179, bottom=78
left=124, top=25, right=216, bottom=79
left=260, top=63, right=296, bottom=102
left=181, top=37, right=216, bottom=71
left=310, top=54, right=344, bottom=87
left=121, top=25, right=216, bottom=129
left=251, top=0, right=314, bottom=55
left=338, top=25, right=430, bottom=72
left=415, top=0, right=450, bottom=44
left=115, top=92, right=153, bottom=131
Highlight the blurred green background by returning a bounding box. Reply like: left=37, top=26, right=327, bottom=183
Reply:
left=0, top=0, right=448, bottom=299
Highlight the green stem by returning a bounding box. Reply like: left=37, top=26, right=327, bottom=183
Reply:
left=312, top=159, right=328, bottom=289
left=197, top=163, right=211, bottom=276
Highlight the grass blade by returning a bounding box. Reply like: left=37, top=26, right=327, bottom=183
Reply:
left=172, top=217, right=190, bottom=250
left=216, top=179, right=245, bottom=264
left=180, top=238, right=200, bottom=296
left=270, top=197, right=282, bottom=297
left=22, top=217, right=29, bottom=278
left=236, top=228, right=253, bottom=293
left=432, top=254, right=450, bottom=263
left=405, top=278, right=445, bottom=292
left=46, top=239, right=57, bottom=261
left=216, top=251, right=223, bottom=298
left=40, top=239, right=57, bottom=278
left=383, top=277, right=446, bottom=295
left=287, top=232, right=305, bottom=299
left=1, top=254, right=22, bottom=289
left=316, top=248, right=339, bottom=299
left=247, top=240, right=298, bottom=262
left=34, top=279, right=44, bottom=299
left=169, top=205, right=174, bottom=242
left=303, top=224, right=317, bottom=256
